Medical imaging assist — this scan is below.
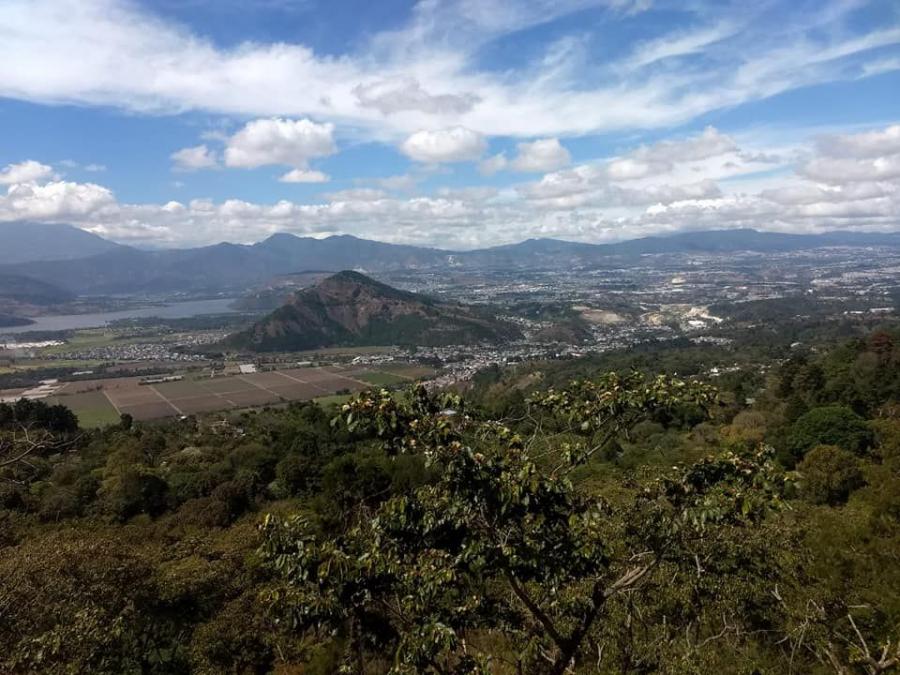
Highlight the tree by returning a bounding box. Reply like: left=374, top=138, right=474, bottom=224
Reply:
left=0, top=404, right=81, bottom=483
left=797, top=444, right=865, bottom=505
left=260, top=375, right=789, bottom=674
left=0, top=398, right=78, bottom=433
left=787, top=405, right=873, bottom=462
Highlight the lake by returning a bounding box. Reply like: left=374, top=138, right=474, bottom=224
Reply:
left=0, top=298, right=240, bottom=334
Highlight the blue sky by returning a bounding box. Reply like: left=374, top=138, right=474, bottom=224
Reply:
left=0, top=0, right=898, bottom=249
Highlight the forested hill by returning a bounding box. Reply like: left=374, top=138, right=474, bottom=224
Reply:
left=226, top=270, right=522, bottom=351
left=1, top=329, right=899, bottom=672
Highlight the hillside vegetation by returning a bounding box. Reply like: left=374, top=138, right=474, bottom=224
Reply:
left=1, top=328, right=899, bottom=672
left=227, top=270, right=522, bottom=351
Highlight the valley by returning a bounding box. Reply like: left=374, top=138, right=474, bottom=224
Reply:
left=4, top=6, right=899, bottom=672
left=2, top=226, right=897, bottom=426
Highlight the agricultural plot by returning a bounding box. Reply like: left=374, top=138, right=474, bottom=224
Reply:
left=352, top=371, right=408, bottom=387
left=379, top=364, right=436, bottom=380
left=46, top=391, right=120, bottom=428
left=12, top=364, right=436, bottom=426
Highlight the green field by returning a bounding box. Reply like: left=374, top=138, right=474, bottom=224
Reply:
left=40, top=329, right=125, bottom=355
left=46, top=391, right=120, bottom=428
left=356, top=371, right=409, bottom=386
left=379, top=364, right=437, bottom=380
left=291, top=345, right=395, bottom=358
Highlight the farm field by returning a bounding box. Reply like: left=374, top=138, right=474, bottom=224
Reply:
left=45, top=390, right=120, bottom=428
left=8, top=364, right=435, bottom=427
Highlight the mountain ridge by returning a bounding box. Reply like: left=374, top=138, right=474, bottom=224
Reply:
left=3, top=222, right=900, bottom=294
left=0, top=221, right=125, bottom=264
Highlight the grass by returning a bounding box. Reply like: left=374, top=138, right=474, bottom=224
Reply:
left=46, top=391, right=121, bottom=428
left=40, top=330, right=120, bottom=355
left=357, top=371, right=409, bottom=386
left=379, top=365, right=437, bottom=380
left=294, top=345, right=395, bottom=357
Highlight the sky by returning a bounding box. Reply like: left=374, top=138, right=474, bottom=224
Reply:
left=0, top=0, right=899, bottom=250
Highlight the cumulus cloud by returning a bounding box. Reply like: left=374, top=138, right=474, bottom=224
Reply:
left=279, top=169, right=330, bottom=183
left=0, top=160, right=55, bottom=185
left=608, top=127, right=738, bottom=179
left=2, top=122, right=898, bottom=251
left=510, top=138, right=571, bottom=172
left=800, top=124, right=900, bottom=183
left=401, top=127, right=486, bottom=163
left=171, top=144, right=218, bottom=171
left=479, top=153, right=508, bottom=175
left=322, top=188, right=388, bottom=202
left=371, top=174, right=419, bottom=192
left=224, top=118, right=336, bottom=169
left=802, top=155, right=900, bottom=183
left=1, top=180, right=115, bottom=219
left=816, top=124, right=900, bottom=158
left=482, top=138, right=572, bottom=174
left=523, top=164, right=602, bottom=200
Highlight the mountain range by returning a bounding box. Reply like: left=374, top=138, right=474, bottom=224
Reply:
left=226, top=270, right=521, bottom=351
left=2, top=221, right=900, bottom=295
left=0, top=221, right=124, bottom=265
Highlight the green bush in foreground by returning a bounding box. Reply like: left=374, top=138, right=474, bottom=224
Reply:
left=261, top=375, right=791, bottom=674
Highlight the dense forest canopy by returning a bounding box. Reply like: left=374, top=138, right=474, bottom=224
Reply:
left=1, top=329, right=899, bottom=673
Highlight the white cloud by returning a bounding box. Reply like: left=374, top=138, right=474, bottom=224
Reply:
left=171, top=144, right=218, bottom=171
left=523, top=164, right=602, bottom=200
left=279, top=168, right=330, bottom=183
left=322, top=188, right=387, bottom=202
left=0, top=160, right=55, bottom=185
left=0, top=0, right=892, bottom=141
left=2, top=122, right=899, bottom=251
left=371, top=173, right=419, bottom=192
left=479, top=153, right=508, bottom=175
left=487, top=138, right=572, bottom=174
left=436, top=186, right=499, bottom=202
left=631, top=126, right=737, bottom=165
left=815, top=124, right=900, bottom=158
left=800, top=124, right=900, bottom=183
left=400, top=126, right=486, bottom=163
left=623, top=22, right=738, bottom=71
left=57, top=159, right=106, bottom=173
left=802, top=155, right=900, bottom=183
left=1, top=180, right=115, bottom=219
left=224, top=118, right=335, bottom=169
left=353, top=77, right=479, bottom=115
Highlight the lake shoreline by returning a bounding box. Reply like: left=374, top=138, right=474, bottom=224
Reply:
left=0, top=298, right=241, bottom=335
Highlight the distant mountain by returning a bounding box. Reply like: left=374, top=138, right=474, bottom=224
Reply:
left=227, top=270, right=522, bottom=351
left=0, top=274, right=75, bottom=306
left=460, top=229, right=900, bottom=267
left=603, top=229, right=900, bottom=255
left=0, top=234, right=448, bottom=294
left=3, top=228, right=900, bottom=295
left=253, top=233, right=447, bottom=270
left=0, top=222, right=123, bottom=264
